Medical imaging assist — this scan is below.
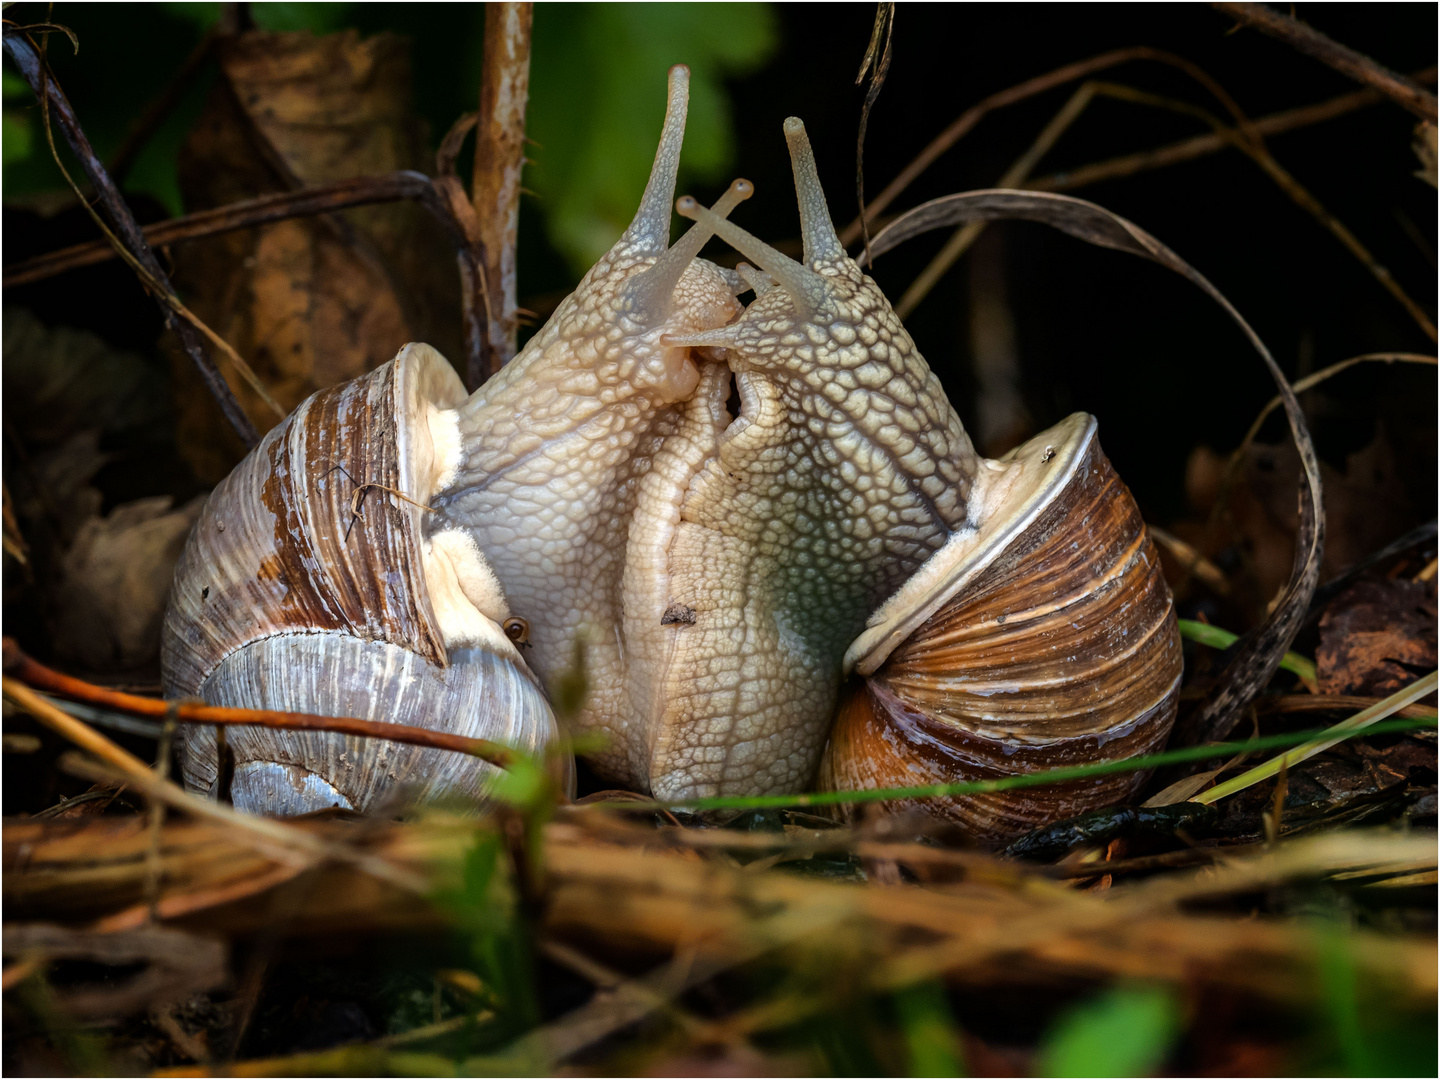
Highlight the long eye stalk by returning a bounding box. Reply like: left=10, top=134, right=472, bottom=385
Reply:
left=621, top=64, right=690, bottom=254
left=783, top=117, right=845, bottom=264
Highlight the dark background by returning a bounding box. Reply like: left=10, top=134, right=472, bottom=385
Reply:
left=4, top=2, right=1435, bottom=524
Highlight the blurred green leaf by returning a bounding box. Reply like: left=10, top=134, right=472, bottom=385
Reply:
left=895, top=981, right=966, bottom=1077
left=431, top=830, right=537, bottom=1042
left=1037, top=984, right=1180, bottom=1078
left=4, top=68, right=33, bottom=166
left=251, top=3, right=357, bottom=34
left=3, top=112, right=32, bottom=166
left=528, top=3, right=777, bottom=274
left=163, top=2, right=224, bottom=31
left=487, top=751, right=548, bottom=811
left=1315, top=924, right=1373, bottom=1076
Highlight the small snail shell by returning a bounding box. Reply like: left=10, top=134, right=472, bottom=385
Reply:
left=819, top=415, right=1182, bottom=842
left=161, top=344, right=559, bottom=815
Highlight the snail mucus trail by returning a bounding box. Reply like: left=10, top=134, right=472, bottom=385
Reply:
left=164, top=66, right=1181, bottom=841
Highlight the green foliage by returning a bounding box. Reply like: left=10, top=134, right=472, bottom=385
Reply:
left=429, top=829, right=536, bottom=1046
left=3, top=69, right=33, bottom=166
left=251, top=3, right=358, bottom=34
left=1305, top=923, right=1438, bottom=1077
left=1036, top=984, right=1180, bottom=1078
left=527, top=3, right=777, bottom=273
left=163, top=2, right=224, bottom=30
left=167, top=2, right=358, bottom=34
left=894, top=981, right=966, bottom=1077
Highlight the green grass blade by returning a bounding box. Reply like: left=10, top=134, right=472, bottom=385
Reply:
left=623, top=716, right=1437, bottom=813
left=1036, top=984, right=1180, bottom=1077
left=1193, top=670, right=1437, bottom=805
left=1177, top=618, right=1318, bottom=687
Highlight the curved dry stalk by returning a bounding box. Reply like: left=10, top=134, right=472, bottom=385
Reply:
left=1, top=637, right=521, bottom=772
left=841, top=45, right=1260, bottom=250
left=871, top=189, right=1323, bottom=747
left=1212, top=2, right=1437, bottom=122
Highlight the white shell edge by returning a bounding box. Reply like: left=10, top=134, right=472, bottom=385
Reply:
left=845, top=412, right=1097, bottom=677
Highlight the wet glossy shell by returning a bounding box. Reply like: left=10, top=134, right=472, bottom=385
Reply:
left=161, top=345, right=557, bottom=814
left=818, top=422, right=1181, bottom=843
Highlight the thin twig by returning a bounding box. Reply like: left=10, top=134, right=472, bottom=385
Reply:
left=435, top=112, right=496, bottom=392
left=1212, top=2, right=1437, bottom=122
left=1237, top=352, right=1436, bottom=450
left=1, top=638, right=521, bottom=772
left=57, top=752, right=428, bottom=893
left=894, top=81, right=1098, bottom=317
left=1181, top=354, right=1436, bottom=600
left=472, top=1, right=533, bottom=379
left=840, top=45, right=1258, bottom=249
left=2, top=30, right=261, bottom=445
left=4, top=172, right=438, bottom=288
left=854, top=2, right=895, bottom=267
left=1029, top=72, right=1436, bottom=193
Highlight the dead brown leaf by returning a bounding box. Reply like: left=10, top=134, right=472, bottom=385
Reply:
left=49, top=495, right=205, bottom=670
left=1317, top=578, right=1438, bottom=697
left=169, top=29, right=460, bottom=482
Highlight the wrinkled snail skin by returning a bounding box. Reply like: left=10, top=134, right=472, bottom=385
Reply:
left=161, top=345, right=559, bottom=814
left=651, top=118, right=1181, bottom=818
left=649, top=120, right=984, bottom=799
left=426, top=66, right=746, bottom=782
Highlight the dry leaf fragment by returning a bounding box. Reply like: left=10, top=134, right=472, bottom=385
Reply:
left=50, top=495, right=206, bottom=671
left=169, top=29, right=460, bottom=482
left=1317, top=578, right=1438, bottom=698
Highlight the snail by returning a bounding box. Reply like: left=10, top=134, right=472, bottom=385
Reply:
left=164, top=68, right=1181, bottom=841
left=162, top=66, right=747, bottom=813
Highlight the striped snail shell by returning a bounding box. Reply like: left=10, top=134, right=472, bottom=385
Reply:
left=820, top=414, right=1182, bottom=842
left=161, top=343, right=559, bottom=815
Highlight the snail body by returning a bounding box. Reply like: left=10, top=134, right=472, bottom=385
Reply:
left=648, top=122, right=1180, bottom=820
left=164, top=68, right=1182, bottom=839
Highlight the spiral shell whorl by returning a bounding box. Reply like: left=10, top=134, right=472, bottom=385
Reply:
left=819, top=424, right=1181, bottom=842
left=161, top=344, right=556, bottom=813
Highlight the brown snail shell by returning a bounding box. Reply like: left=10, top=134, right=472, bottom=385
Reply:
left=161, top=343, right=559, bottom=815
left=819, top=414, right=1182, bottom=842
